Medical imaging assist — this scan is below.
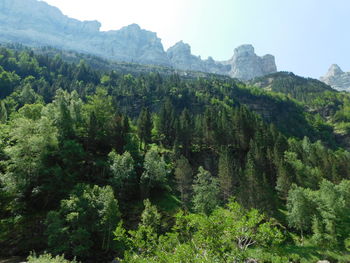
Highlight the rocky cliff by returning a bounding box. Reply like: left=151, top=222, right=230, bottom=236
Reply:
left=224, top=45, right=277, bottom=80
left=320, top=64, right=350, bottom=91
left=166, top=41, right=231, bottom=74
left=0, top=0, right=277, bottom=80
left=0, top=0, right=169, bottom=66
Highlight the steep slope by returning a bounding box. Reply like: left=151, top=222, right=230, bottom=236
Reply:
left=250, top=71, right=335, bottom=102
left=320, top=64, right=350, bottom=91
left=1, top=45, right=350, bottom=262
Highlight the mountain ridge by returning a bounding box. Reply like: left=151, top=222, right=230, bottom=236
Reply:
left=0, top=0, right=277, bottom=80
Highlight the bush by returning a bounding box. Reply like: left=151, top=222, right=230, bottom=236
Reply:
left=27, top=252, right=77, bottom=263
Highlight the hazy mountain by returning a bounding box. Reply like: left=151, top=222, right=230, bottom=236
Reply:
left=320, top=64, right=350, bottom=91
left=0, top=0, right=277, bottom=80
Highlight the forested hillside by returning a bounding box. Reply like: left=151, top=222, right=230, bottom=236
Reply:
left=1, top=46, right=350, bottom=262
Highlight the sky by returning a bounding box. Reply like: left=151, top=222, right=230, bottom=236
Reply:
left=41, top=0, right=350, bottom=78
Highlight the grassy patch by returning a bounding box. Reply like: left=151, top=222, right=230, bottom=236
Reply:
left=150, top=189, right=181, bottom=213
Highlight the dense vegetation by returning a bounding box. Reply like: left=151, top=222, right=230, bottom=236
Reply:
left=1, top=46, right=350, bottom=262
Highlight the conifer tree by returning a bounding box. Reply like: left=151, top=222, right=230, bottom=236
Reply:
left=174, top=155, right=193, bottom=207
left=137, top=107, right=152, bottom=148
left=178, top=108, right=192, bottom=156
left=218, top=148, right=234, bottom=201
left=158, top=98, right=175, bottom=147
left=0, top=100, right=7, bottom=123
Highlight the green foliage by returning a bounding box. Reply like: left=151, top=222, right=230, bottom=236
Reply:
left=0, top=65, right=20, bottom=99
left=108, top=150, right=137, bottom=200
left=45, top=184, right=120, bottom=259
left=137, top=107, right=152, bottom=147
left=287, top=180, right=350, bottom=249
left=27, top=252, right=77, bottom=263
left=174, top=155, right=193, bottom=207
left=1, top=45, right=350, bottom=261
left=218, top=148, right=235, bottom=201
left=286, top=185, right=315, bottom=237
left=2, top=114, right=59, bottom=211
left=114, top=199, right=284, bottom=262
left=192, top=166, right=220, bottom=215
left=140, top=199, right=162, bottom=231
left=140, top=148, right=168, bottom=197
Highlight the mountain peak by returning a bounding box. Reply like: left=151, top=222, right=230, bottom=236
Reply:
left=228, top=44, right=277, bottom=81
left=167, top=41, right=191, bottom=55
left=320, top=64, right=350, bottom=91
left=234, top=44, right=255, bottom=55
left=123, top=23, right=141, bottom=31
left=326, top=64, right=343, bottom=77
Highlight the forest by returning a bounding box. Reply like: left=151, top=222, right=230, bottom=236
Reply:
left=0, top=45, right=350, bottom=262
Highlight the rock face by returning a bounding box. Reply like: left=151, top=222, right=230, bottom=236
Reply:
left=225, top=45, right=277, bottom=80
left=0, top=0, right=169, bottom=66
left=166, top=41, right=231, bottom=74
left=166, top=42, right=276, bottom=79
left=0, top=0, right=277, bottom=80
left=320, top=64, right=350, bottom=91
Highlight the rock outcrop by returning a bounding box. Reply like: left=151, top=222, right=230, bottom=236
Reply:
left=320, top=64, right=350, bottom=91
left=224, top=45, right=277, bottom=80
left=166, top=41, right=231, bottom=74
left=0, top=0, right=277, bottom=80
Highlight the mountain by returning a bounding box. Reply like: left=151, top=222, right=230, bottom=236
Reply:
left=0, top=0, right=277, bottom=80
left=166, top=41, right=231, bottom=74
left=1, top=43, right=350, bottom=262
left=320, top=64, right=350, bottom=91
left=223, top=44, right=277, bottom=81
left=250, top=71, right=335, bottom=101
left=0, top=0, right=169, bottom=66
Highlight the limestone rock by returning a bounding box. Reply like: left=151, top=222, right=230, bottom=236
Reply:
left=320, top=64, right=350, bottom=91
left=166, top=41, right=230, bottom=74
left=226, top=44, right=277, bottom=80
left=0, top=0, right=169, bottom=66
left=0, top=0, right=277, bottom=79
left=167, top=41, right=203, bottom=71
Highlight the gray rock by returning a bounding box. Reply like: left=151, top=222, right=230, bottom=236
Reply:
left=0, top=0, right=169, bottom=66
left=167, top=41, right=204, bottom=71
left=0, top=0, right=277, bottom=80
left=166, top=42, right=276, bottom=80
left=320, top=64, right=350, bottom=91
left=166, top=41, right=231, bottom=74
left=226, top=44, right=277, bottom=80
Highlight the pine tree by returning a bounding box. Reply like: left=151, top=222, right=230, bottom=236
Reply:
left=178, top=108, right=192, bottom=156
left=275, top=161, right=292, bottom=199
left=174, top=156, right=193, bottom=208
left=218, top=148, right=234, bottom=202
left=137, top=107, right=152, bottom=149
left=158, top=98, right=175, bottom=147
left=0, top=100, right=7, bottom=123
left=140, top=199, right=161, bottom=232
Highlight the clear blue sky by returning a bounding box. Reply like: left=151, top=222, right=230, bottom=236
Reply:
left=42, top=0, right=349, bottom=78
